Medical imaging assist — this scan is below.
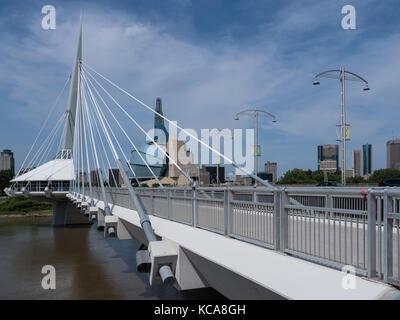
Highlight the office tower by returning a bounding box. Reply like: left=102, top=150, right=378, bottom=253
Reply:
left=264, top=161, right=278, bottom=183
left=362, top=143, right=372, bottom=175
left=0, top=149, right=15, bottom=175
left=318, top=145, right=339, bottom=172
left=90, top=170, right=100, bottom=185
left=154, top=97, right=169, bottom=144
left=352, top=149, right=362, bottom=177
left=109, top=168, right=120, bottom=186
left=387, top=140, right=400, bottom=170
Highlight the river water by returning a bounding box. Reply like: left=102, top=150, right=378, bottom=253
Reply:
left=0, top=217, right=225, bottom=300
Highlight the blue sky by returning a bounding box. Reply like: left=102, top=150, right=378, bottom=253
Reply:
left=0, top=0, right=399, bottom=177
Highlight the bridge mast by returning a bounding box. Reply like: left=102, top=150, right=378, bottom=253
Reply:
left=60, top=15, right=82, bottom=157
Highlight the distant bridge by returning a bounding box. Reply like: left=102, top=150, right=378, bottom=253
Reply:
left=5, top=16, right=400, bottom=299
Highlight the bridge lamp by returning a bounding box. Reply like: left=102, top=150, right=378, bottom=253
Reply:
left=234, top=107, right=277, bottom=177
left=313, top=67, right=370, bottom=185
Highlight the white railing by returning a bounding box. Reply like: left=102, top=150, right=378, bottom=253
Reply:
left=87, top=185, right=400, bottom=287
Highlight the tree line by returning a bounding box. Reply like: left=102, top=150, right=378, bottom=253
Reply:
left=277, top=168, right=400, bottom=185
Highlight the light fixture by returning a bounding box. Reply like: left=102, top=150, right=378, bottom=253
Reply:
left=313, top=80, right=320, bottom=85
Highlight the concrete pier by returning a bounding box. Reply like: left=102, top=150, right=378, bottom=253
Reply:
left=52, top=200, right=92, bottom=226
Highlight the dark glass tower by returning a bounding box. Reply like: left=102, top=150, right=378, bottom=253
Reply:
left=154, top=98, right=169, bottom=143
left=362, top=143, right=372, bottom=175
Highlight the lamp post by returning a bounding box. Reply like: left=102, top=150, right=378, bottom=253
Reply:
left=313, top=67, right=370, bottom=185
left=234, top=108, right=277, bottom=178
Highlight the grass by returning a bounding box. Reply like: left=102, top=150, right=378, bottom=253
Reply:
left=0, top=198, right=53, bottom=215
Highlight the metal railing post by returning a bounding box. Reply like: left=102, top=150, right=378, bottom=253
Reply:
left=224, top=188, right=232, bottom=236
left=274, top=189, right=281, bottom=250
left=168, top=189, right=172, bottom=220
left=383, top=190, right=393, bottom=282
left=151, top=190, right=154, bottom=215
left=367, top=190, right=377, bottom=278
left=192, top=187, right=198, bottom=227
left=279, top=189, right=290, bottom=251
left=272, top=189, right=280, bottom=250
left=326, top=194, right=333, bottom=218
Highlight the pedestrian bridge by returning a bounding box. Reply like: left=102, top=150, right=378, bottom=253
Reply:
left=6, top=16, right=400, bottom=300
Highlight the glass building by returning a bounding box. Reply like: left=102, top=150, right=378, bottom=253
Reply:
left=362, top=143, right=372, bottom=175
left=128, top=143, right=167, bottom=180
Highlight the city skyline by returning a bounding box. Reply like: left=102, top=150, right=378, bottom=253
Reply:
left=1, top=1, right=400, bottom=177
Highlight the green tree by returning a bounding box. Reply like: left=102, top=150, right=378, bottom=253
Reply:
left=277, top=169, right=315, bottom=185
left=368, top=169, right=400, bottom=183
left=277, top=169, right=342, bottom=185
left=0, top=170, right=13, bottom=196
left=346, top=176, right=366, bottom=184
left=0, top=198, right=52, bottom=215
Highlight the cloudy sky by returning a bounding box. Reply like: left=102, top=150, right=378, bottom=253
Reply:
left=0, top=0, right=399, bottom=177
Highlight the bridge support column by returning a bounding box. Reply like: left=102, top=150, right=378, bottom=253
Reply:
left=52, top=200, right=92, bottom=226
left=96, top=208, right=105, bottom=231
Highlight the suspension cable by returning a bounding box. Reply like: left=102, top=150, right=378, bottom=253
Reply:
left=16, top=75, right=71, bottom=177
left=82, top=65, right=193, bottom=185
left=81, top=70, right=111, bottom=215
left=82, top=63, right=275, bottom=190
left=82, top=72, right=140, bottom=188
left=82, top=69, right=162, bottom=187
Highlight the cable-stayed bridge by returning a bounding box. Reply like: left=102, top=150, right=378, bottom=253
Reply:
left=5, top=17, right=400, bottom=300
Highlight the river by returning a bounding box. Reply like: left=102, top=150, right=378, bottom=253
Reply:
left=0, top=216, right=225, bottom=300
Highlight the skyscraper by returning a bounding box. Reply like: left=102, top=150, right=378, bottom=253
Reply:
left=0, top=149, right=15, bottom=175
left=362, top=143, right=372, bottom=175
left=264, top=161, right=277, bottom=183
left=153, top=97, right=169, bottom=144
left=352, top=149, right=362, bottom=177
left=318, top=145, right=339, bottom=172
left=387, top=140, right=400, bottom=170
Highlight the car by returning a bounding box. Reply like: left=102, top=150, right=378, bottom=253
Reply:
left=316, top=181, right=344, bottom=187
left=378, top=178, right=400, bottom=187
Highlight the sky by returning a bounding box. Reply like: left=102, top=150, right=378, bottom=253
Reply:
left=0, top=0, right=399, bottom=177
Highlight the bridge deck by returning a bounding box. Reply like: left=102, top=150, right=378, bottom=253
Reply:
left=92, top=197, right=394, bottom=300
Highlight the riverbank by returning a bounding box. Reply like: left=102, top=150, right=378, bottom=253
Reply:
left=0, top=197, right=53, bottom=218
left=0, top=211, right=52, bottom=218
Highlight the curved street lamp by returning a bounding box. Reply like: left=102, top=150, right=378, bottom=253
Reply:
left=234, top=107, right=277, bottom=177
left=313, top=67, right=370, bottom=185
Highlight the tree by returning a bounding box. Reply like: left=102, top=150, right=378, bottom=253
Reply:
left=346, top=176, right=366, bottom=184
left=368, top=169, right=400, bottom=183
left=277, top=169, right=315, bottom=185
left=0, top=170, right=13, bottom=196
left=277, top=169, right=342, bottom=185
